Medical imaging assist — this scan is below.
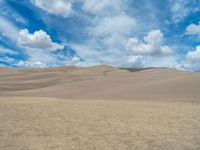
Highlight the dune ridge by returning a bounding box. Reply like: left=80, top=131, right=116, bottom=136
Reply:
left=0, top=66, right=200, bottom=102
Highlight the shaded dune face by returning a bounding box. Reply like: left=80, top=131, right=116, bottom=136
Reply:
left=0, top=66, right=200, bottom=102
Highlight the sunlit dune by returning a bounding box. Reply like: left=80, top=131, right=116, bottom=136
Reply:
left=0, top=66, right=200, bottom=150
left=0, top=66, right=200, bottom=101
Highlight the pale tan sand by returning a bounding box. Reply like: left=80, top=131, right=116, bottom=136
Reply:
left=0, top=66, right=200, bottom=150
left=0, top=66, right=200, bottom=101
left=0, top=97, right=200, bottom=150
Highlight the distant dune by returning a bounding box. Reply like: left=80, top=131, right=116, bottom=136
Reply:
left=0, top=66, right=200, bottom=101
left=0, top=66, right=200, bottom=150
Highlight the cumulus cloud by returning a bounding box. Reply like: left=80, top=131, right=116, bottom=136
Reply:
left=186, top=46, right=200, bottom=62
left=31, top=0, right=73, bottom=18
left=16, top=29, right=65, bottom=67
left=18, top=29, right=64, bottom=52
left=0, top=0, right=194, bottom=69
left=69, top=0, right=138, bottom=67
left=125, top=30, right=177, bottom=69
left=186, top=22, right=200, bottom=35
left=126, top=30, right=172, bottom=56
left=127, top=56, right=146, bottom=68
left=179, top=46, right=200, bottom=71
left=180, top=23, right=200, bottom=71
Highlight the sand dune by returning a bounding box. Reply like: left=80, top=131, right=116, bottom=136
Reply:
left=0, top=66, right=200, bottom=101
left=0, top=66, right=200, bottom=150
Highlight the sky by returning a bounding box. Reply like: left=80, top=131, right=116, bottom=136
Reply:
left=0, top=0, right=200, bottom=71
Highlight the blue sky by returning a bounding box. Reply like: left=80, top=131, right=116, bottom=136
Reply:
left=0, top=0, right=200, bottom=71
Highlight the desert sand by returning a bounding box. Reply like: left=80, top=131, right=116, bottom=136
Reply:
left=0, top=66, right=200, bottom=150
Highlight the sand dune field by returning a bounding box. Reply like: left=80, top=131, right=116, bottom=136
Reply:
left=0, top=66, right=200, bottom=150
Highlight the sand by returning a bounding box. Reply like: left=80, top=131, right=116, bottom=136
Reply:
left=0, top=66, right=200, bottom=150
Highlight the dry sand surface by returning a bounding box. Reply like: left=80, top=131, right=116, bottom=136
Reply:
left=0, top=66, right=200, bottom=150
left=0, top=66, right=200, bottom=101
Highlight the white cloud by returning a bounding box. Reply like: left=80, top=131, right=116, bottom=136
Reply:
left=178, top=20, right=200, bottom=71
left=186, top=46, right=200, bottom=62
left=0, top=15, right=19, bottom=41
left=87, top=14, right=136, bottom=52
left=70, top=0, right=138, bottom=67
left=170, top=1, right=190, bottom=23
left=179, top=61, right=200, bottom=72
left=169, top=0, right=199, bottom=23
left=127, top=56, right=146, bottom=68
left=82, top=0, right=123, bottom=15
left=18, top=29, right=64, bottom=52
left=145, top=56, right=178, bottom=68
left=126, top=30, right=172, bottom=56
left=16, top=29, right=65, bottom=68
left=89, top=14, right=136, bottom=37
left=0, top=0, right=26, bottom=24
left=186, top=22, right=200, bottom=35
left=181, top=23, right=200, bottom=71
left=69, top=43, right=101, bottom=58
left=0, top=47, right=18, bottom=55
left=17, top=48, right=61, bottom=68
left=32, top=0, right=73, bottom=18
left=95, top=15, right=136, bottom=52
left=72, top=56, right=81, bottom=63
left=179, top=46, right=200, bottom=71
left=125, top=30, right=177, bottom=69
left=16, top=51, right=75, bottom=68
left=0, top=56, right=16, bottom=64
left=72, top=2, right=175, bottom=69
left=17, top=60, right=44, bottom=68
left=82, top=0, right=136, bottom=44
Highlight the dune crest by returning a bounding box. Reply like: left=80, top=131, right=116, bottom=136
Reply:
left=0, top=66, right=200, bottom=101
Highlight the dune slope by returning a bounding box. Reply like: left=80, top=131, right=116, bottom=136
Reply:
left=0, top=66, right=200, bottom=150
left=0, top=66, right=200, bottom=101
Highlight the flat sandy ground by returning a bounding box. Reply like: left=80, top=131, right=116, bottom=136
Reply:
left=0, top=97, right=200, bottom=150
left=0, top=66, right=200, bottom=150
